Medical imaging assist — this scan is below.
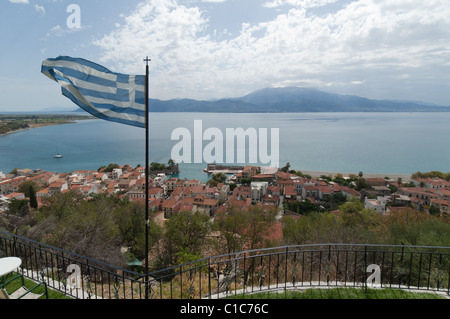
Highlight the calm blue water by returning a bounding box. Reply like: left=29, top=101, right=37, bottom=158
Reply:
left=1, top=112, right=450, bottom=181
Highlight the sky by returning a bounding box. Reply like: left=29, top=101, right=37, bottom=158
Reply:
left=1, top=0, right=450, bottom=112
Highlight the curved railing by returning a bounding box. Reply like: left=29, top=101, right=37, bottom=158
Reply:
left=146, top=243, right=450, bottom=299
left=1, top=230, right=449, bottom=299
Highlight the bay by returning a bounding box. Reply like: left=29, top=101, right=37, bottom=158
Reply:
left=1, top=112, right=450, bottom=181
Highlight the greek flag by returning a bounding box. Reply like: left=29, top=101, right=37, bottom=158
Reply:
left=41, top=56, right=146, bottom=128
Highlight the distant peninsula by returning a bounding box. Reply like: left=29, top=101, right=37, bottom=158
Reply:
left=74, top=86, right=450, bottom=113
left=0, top=114, right=93, bottom=136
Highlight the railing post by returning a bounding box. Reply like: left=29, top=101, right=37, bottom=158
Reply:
left=12, top=236, right=17, bottom=257
left=38, top=243, right=44, bottom=284
left=208, top=258, right=211, bottom=299
left=426, top=253, right=432, bottom=290
left=407, top=253, right=413, bottom=289
left=364, top=246, right=367, bottom=292
left=327, top=245, right=331, bottom=286
left=243, top=253, right=246, bottom=295
left=418, top=253, right=423, bottom=290
left=318, top=249, right=322, bottom=284
left=284, top=247, right=288, bottom=291
left=179, top=265, right=183, bottom=299
left=447, top=261, right=450, bottom=295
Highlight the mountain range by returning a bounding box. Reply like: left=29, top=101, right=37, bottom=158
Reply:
left=79, top=87, right=450, bottom=113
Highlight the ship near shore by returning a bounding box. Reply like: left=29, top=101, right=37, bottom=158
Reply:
left=203, top=163, right=245, bottom=175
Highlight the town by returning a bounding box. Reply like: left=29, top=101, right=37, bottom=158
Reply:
left=1, top=162, right=449, bottom=222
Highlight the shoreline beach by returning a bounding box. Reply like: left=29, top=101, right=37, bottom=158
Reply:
left=0, top=114, right=94, bottom=137
left=297, top=169, right=413, bottom=182
left=0, top=122, right=75, bottom=137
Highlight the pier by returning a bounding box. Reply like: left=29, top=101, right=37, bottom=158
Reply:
left=203, top=164, right=244, bottom=174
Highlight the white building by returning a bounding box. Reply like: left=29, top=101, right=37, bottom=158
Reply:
left=0, top=195, right=9, bottom=213
left=251, top=181, right=268, bottom=203
left=364, top=196, right=389, bottom=214
left=153, top=173, right=167, bottom=186
left=112, top=168, right=122, bottom=179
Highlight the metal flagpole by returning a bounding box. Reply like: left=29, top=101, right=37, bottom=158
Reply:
left=144, top=56, right=151, bottom=299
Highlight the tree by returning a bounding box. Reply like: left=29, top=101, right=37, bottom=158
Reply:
left=212, top=172, right=227, bottom=183
left=337, top=197, right=383, bottom=244
left=244, top=205, right=278, bottom=250
left=283, top=212, right=342, bottom=245
left=150, top=162, right=166, bottom=171
left=29, top=191, right=128, bottom=266
left=284, top=199, right=322, bottom=215
left=98, top=163, right=120, bottom=172
left=428, top=205, right=440, bottom=216
left=168, top=159, right=176, bottom=167
left=281, top=162, right=291, bottom=173
left=339, top=197, right=364, bottom=214
left=7, top=199, right=29, bottom=217
left=355, top=177, right=370, bottom=190
left=29, top=185, right=38, bottom=209
left=328, top=192, right=347, bottom=205
left=215, top=204, right=278, bottom=253
left=112, top=200, right=162, bottom=260
left=18, top=181, right=40, bottom=197
left=214, top=204, right=248, bottom=254
left=160, top=210, right=212, bottom=266
left=36, top=190, right=85, bottom=223
left=207, top=173, right=227, bottom=187
left=382, top=208, right=450, bottom=246
left=4, top=198, right=34, bottom=235
left=206, top=179, right=218, bottom=187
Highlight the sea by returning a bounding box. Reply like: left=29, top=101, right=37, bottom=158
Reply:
left=1, top=112, right=450, bottom=182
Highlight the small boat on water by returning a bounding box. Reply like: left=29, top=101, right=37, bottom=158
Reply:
left=53, top=147, right=63, bottom=158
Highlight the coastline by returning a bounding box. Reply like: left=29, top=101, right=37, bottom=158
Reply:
left=0, top=122, right=74, bottom=137
left=297, top=169, right=413, bottom=181
left=0, top=113, right=95, bottom=137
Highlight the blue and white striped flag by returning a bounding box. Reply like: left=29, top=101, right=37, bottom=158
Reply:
left=41, top=56, right=146, bottom=128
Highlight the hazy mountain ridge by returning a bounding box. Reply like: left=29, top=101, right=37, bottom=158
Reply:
left=77, top=87, right=450, bottom=113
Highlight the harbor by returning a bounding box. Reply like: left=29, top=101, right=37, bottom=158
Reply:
left=203, top=164, right=245, bottom=175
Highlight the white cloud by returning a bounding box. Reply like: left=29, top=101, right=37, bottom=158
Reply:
left=263, top=0, right=338, bottom=9
left=93, top=0, right=209, bottom=69
left=46, top=25, right=64, bottom=37
left=43, top=24, right=86, bottom=40
left=35, top=4, right=46, bottom=15
left=93, top=0, right=450, bottom=104
left=9, top=0, right=29, bottom=4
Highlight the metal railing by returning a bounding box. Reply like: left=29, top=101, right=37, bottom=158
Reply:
left=0, top=230, right=145, bottom=299
left=1, top=230, right=449, bottom=299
